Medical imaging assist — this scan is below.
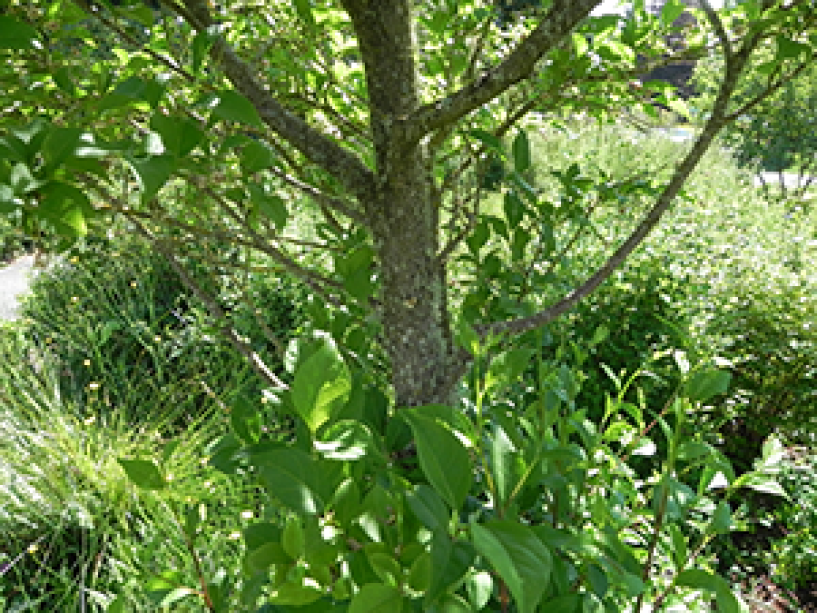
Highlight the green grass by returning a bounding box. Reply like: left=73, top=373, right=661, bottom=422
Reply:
left=0, top=321, right=263, bottom=611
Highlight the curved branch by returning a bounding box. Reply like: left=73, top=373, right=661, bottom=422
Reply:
left=403, top=0, right=601, bottom=142
left=479, top=31, right=757, bottom=340
left=179, top=0, right=377, bottom=203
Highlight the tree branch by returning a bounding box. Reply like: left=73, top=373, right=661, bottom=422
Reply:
left=403, top=0, right=601, bottom=142
left=128, top=216, right=289, bottom=390
left=179, top=0, right=376, bottom=203
left=479, top=30, right=757, bottom=339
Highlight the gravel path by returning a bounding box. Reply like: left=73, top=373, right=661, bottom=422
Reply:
left=0, top=255, right=37, bottom=321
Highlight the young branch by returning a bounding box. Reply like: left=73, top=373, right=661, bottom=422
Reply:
left=479, top=31, right=758, bottom=340
left=403, top=0, right=601, bottom=143
left=128, top=216, right=289, bottom=390
left=178, top=0, right=376, bottom=204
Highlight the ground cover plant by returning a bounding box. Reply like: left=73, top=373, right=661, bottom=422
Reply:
left=2, top=0, right=817, bottom=610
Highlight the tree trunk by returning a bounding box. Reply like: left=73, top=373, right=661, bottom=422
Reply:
left=344, top=0, right=454, bottom=407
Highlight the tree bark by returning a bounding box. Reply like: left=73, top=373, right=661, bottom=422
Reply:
left=343, top=0, right=453, bottom=407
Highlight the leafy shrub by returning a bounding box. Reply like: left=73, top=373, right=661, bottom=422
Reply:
left=767, top=449, right=817, bottom=594
left=555, top=255, right=691, bottom=417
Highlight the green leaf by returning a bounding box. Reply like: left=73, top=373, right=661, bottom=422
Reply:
left=269, top=582, right=325, bottom=606
left=426, top=533, right=475, bottom=604
left=42, top=127, right=82, bottom=170
left=660, top=0, right=685, bottom=25
left=315, top=420, right=376, bottom=461
left=282, top=515, right=306, bottom=559
left=405, top=484, right=449, bottom=533
left=709, top=500, right=732, bottom=535
left=248, top=184, right=288, bottom=230
left=348, top=583, right=404, bottom=613
left=117, top=458, right=165, bottom=490
left=471, top=520, right=552, bottom=613
left=469, top=129, right=505, bottom=155
left=367, top=552, right=402, bottom=585
left=406, top=552, right=432, bottom=593
left=126, top=155, right=175, bottom=203
left=675, top=569, right=739, bottom=613
left=489, top=422, right=522, bottom=509
left=38, top=181, right=92, bottom=236
left=503, top=191, right=526, bottom=227
left=683, top=368, right=730, bottom=403
left=230, top=396, right=263, bottom=444
left=775, top=36, right=810, bottom=61
left=252, top=448, right=342, bottom=514
left=192, top=26, right=218, bottom=74
left=290, top=333, right=351, bottom=432
left=734, top=472, right=789, bottom=499
left=466, top=220, right=490, bottom=255
left=211, top=90, right=265, bottom=128
left=0, top=16, right=41, bottom=50
left=512, top=130, right=531, bottom=173
left=149, top=115, right=204, bottom=158
left=293, top=0, right=317, bottom=28
left=240, top=139, right=276, bottom=173
left=401, top=411, right=472, bottom=511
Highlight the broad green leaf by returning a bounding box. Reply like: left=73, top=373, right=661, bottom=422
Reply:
left=0, top=16, right=41, bottom=50
left=243, top=521, right=283, bottom=551
left=117, top=458, right=165, bottom=490
left=539, top=594, right=581, bottom=611
left=315, top=420, right=376, bottom=461
left=407, top=552, right=432, bottom=592
left=760, top=435, right=786, bottom=468
left=269, top=582, right=325, bottom=606
left=401, top=411, right=472, bottom=510
left=291, top=334, right=351, bottom=432
left=675, top=569, right=739, bottom=613
left=240, top=139, right=276, bottom=173
left=230, top=396, right=263, bottom=444
left=158, top=587, right=197, bottom=608
left=149, top=115, right=204, bottom=158
left=405, top=484, right=449, bottom=533
left=660, top=0, right=685, bottom=25
left=485, top=346, right=534, bottom=394
left=469, top=129, right=505, bottom=154
left=282, top=515, right=306, bottom=559
left=293, top=0, right=317, bottom=28
left=587, top=564, right=608, bottom=599
left=348, top=583, right=404, bottom=613
left=367, top=552, right=402, bottom=585
left=489, top=422, right=521, bottom=508
left=211, top=90, right=265, bottom=128
left=127, top=154, right=175, bottom=203
left=683, top=369, right=730, bottom=403
left=426, top=533, right=475, bottom=604
left=734, top=472, right=789, bottom=499
left=466, top=220, right=490, bottom=254
left=512, top=130, right=531, bottom=173
left=503, top=191, right=525, bottom=227
left=38, top=181, right=92, bottom=235
left=708, top=500, right=732, bottom=535
left=471, top=520, right=552, bottom=613
left=776, top=35, right=810, bottom=60
left=252, top=448, right=341, bottom=514
left=248, top=184, right=288, bottom=230
left=192, top=26, right=219, bottom=74
left=42, top=127, right=82, bottom=170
